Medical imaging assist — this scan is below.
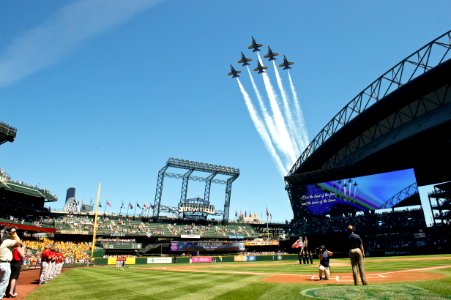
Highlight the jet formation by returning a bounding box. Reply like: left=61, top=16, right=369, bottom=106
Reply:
left=228, top=37, right=294, bottom=78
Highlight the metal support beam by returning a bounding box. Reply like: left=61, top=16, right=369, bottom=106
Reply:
left=153, top=165, right=169, bottom=218
left=223, top=173, right=239, bottom=223
left=180, top=169, right=194, bottom=218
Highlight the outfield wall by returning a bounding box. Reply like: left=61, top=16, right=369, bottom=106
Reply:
left=93, top=254, right=298, bottom=265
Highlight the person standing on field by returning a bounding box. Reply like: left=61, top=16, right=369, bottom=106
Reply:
left=0, top=228, right=20, bottom=299
left=346, top=225, right=367, bottom=285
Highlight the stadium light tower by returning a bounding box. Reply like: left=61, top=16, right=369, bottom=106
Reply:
left=153, top=158, right=240, bottom=223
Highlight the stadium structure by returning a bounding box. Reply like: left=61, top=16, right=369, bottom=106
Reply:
left=0, top=31, right=450, bottom=262
left=0, top=121, right=57, bottom=234
left=0, top=122, right=17, bottom=145
left=153, top=158, right=240, bottom=223
left=285, top=30, right=451, bottom=253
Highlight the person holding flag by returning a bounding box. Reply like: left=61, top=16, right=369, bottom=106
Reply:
left=291, top=237, right=304, bottom=264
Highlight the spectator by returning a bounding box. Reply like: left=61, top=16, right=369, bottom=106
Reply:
left=0, top=228, right=20, bottom=299
left=347, top=225, right=367, bottom=285
left=7, top=242, right=25, bottom=298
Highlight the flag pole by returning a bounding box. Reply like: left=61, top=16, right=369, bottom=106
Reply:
left=266, top=208, right=269, bottom=240
left=91, top=183, right=101, bottom=258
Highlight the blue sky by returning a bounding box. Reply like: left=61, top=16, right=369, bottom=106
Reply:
left=0, top=0, right=449, bottom=223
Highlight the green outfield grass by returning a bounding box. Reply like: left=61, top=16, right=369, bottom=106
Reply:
left=26, top=254, right=451, bottom=300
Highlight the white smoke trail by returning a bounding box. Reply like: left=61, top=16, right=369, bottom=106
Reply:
left=288, top=71, right=310, bottom=150
left=236, top=78, right=287, bottom=175
left=272, top=60, right=301, bottom=156
left=258, top=54, right=297, bottom=166
left=247, top=67, right=284, bottom=159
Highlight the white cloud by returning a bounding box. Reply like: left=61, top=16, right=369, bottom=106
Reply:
left=0, top=0, right=162, bottom=87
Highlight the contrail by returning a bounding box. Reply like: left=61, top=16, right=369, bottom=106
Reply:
left=258, top=54, right=297, bottom=166
left=247, top=67, right=284, bottom=160
left=236, top=78, right=287, bottom=175
left=272, top=60, right=301, bottom=156
left=288, top=71, right=310, bottom=150
left=0, top=0, right=162, bottom=87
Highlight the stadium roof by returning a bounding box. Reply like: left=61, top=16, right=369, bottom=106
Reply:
left=287, top=30, right=451, bottom=187
left=0, top=178, right=57, bottom=202
left=0, top=122, right=17, bottom=145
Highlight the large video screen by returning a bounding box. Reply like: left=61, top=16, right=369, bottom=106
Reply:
left=170, top=241, right=245, bottom=252
left=300, top=168, right=418, bottom=215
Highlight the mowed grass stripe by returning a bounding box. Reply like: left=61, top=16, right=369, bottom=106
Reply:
left=25, top=254, right=451, bottom=299
left=28, top=267, right=256, bottom=300
left=143, top=272, right=256, bottom=299
left=28, top=267, right=208, bottom=299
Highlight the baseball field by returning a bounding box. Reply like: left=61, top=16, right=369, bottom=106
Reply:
left=23, top=254, right=451, bottom=299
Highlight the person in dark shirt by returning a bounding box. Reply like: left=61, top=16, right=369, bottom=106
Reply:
left=347, top=225, right=367, bottom=285
left=318, top=245, right=333, bottom=280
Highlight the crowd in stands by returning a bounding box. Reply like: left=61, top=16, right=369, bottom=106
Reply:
left=0, top=215, right=55, bottom=229
left=289, top=209, right=432, bottom=251
left=52, top=214, right=259, bottom=239
left=22, top=238, right=91, bottom=268
left=290, top=209, right=426, bottom=238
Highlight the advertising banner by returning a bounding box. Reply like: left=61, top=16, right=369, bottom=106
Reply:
left=147, top=257, right=173, bottom=264
left=180, top=234, right=201, bottom=239
left=125, top=257, right=136, bottom=265
left=192, top=256, right=213, bottom=263
left=234, top=255, right=257, bottom=262
left=234, top=255, right=247, bottom=262
left=107, top=257, right=117, bottom=265
left=171, top=241, right=244, bottom=252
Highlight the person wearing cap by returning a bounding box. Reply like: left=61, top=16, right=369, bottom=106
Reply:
left=346, top=225, right=367, bottom=285
left=0, top=228, right=20, bottom=299
left=318, top=245, right=333, bottom=280
left=39, top=244, right=52, bottom=285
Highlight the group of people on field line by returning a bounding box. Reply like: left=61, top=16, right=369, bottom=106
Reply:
left=39, top=245, right=65, bottom=285
left=292, top=225, right=367, bottom=285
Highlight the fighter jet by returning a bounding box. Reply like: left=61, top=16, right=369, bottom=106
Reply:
left=279, top=55, right=294, bottom=70
left=248, top=36, right=263, bottom=52
left=253, top=61, right=268, bottom=74
left=237, top=52, right=252, bottom=66
left=227, top=65, right=241, bottom=78
left=263, top=46, right=279, bottom=61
